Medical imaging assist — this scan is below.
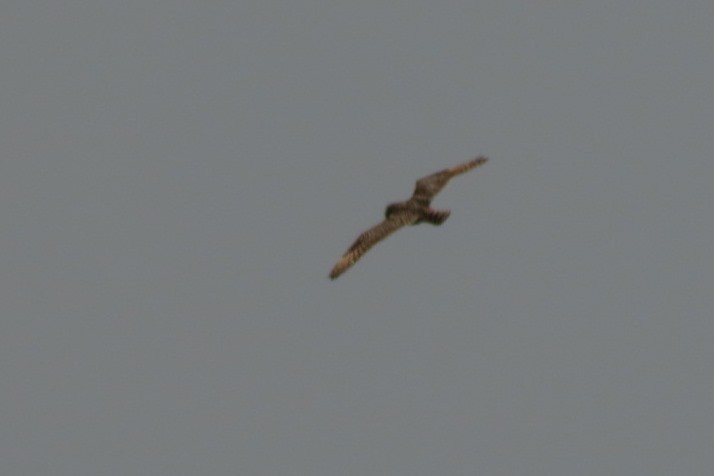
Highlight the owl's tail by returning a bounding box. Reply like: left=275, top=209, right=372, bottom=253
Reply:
left=421, top=208, right=451, bottom=225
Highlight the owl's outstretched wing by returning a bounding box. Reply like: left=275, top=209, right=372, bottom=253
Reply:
left=329, top=212, right=419, bottom=279
left=412, top=156, right=488, bottom=204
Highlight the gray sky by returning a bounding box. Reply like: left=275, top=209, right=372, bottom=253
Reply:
left=2, top=1, right=713, bottom=474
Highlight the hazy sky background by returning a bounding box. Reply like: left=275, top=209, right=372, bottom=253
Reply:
left=2, top=1, right=713, bottom=474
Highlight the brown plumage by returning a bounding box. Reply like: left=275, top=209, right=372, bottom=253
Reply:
left=329, top=156, right=487, bottom=279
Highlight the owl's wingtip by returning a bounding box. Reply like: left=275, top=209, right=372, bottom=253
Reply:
left=329, top=262, right=346, bottom=280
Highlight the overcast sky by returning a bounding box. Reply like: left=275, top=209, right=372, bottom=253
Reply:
left=2, top=1, right=713, bottom=475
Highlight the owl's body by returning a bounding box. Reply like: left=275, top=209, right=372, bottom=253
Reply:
left=329, top=157, right=487, bottom=279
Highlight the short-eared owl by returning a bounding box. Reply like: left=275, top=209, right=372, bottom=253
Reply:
left=329, top=157, right=488, bottom=279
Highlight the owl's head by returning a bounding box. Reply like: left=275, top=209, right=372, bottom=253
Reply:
left=384, top=203, right=401, bottom=219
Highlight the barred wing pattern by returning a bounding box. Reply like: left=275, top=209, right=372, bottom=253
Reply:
left=329, top=212, right=419, bottom=280
left=412, top=157, right=488, bottom=204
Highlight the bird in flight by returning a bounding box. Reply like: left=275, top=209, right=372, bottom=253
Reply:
left=329, top=156, right=488, bottom=279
